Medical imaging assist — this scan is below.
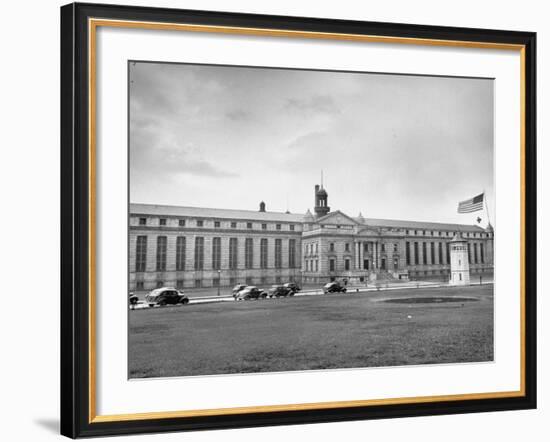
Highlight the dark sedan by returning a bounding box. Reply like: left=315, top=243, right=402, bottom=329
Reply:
left=283, top=282, right=301, bottom=293
left=235, top=286, right=268, bottom=301
left=267, top=285, right=294, bottom=298
left=145, top=287, right=189, bottom=307
left=129, top=292, right=139, bottom=306
left=323, top=282, right=347, bottom=294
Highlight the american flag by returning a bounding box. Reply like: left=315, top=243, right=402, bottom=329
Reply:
left=457, top=193, right=484, bottom=213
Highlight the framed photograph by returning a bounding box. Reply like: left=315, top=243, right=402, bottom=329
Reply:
left=60, top=2, right=536, bottom=438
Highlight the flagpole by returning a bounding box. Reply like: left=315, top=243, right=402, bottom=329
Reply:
left=483, top=190, right=492, bottom=226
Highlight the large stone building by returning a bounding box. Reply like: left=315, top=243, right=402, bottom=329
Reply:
left=129, top=184, right=494, bottom=291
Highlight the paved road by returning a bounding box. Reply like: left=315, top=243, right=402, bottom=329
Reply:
left=130, top=280, right=494, bottom=310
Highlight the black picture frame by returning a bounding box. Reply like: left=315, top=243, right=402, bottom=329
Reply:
left=60, top=2, right=537, bottom=438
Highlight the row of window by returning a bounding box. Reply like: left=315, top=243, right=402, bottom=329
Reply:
left=405, top=229, right=489, bottom=238
left=137, top=217, right=491, bottom=238
left=138, top=217, right=296, bottom=231
left=305, top=256, right=402, bottom=273
left=135, top=236, right=298, bottom=272
left=404, top=241, right=485, bottom=266
left=305, top=242, right=401, bottom=256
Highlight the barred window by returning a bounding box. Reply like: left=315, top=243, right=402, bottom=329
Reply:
left=194, top=237, right=204, bottom=270
left=196, top=220, right=203, bottom=227
left=406, top=241, right=410, bottom=265
left=212, top=237, right=221, bottom=270
left=290, top=224, right=295, bottom=231
left=178, top=219, right=185, bottom=227
left=329, top=259, right=335, bottom=272
left=260, top=239, right=268, bottom=268
left=276, top=224, right=281, bottom=230
left=156, top=236, right=167, bottom=271
left=262, top=223, right=267, bottom=230
left=329, top=243, right=335, bottom=252
left=159, top=218, right=166, bottom=226
left=176, top=236, right=186, bottom=271
left=135, top=236, right=147, bottom=272
left=214, top=221, right=220, bottom=228
left=275, top=238, right=282, bottom=268
left=229, top=238, right=238, bottom=269
left=245, top=238, right=253, bottom=269
left=139, top=217, right=146, bottom=226
left=289, top=239, right=296, bottom=268
left=422, top=242, right=427, bottom=265
left=247, top=222, right=253, bottom=229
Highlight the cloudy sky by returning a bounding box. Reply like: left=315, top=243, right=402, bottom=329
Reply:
left=129, top=61, right=494, bottom=226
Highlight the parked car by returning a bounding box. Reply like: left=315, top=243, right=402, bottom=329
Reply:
left=323, top=281, right=347, bottom=294
left=235, top=286, right=268, bottom=301
left=145, top=287, right=189, bottom=307
left=267, top=285, right=294, bottom=298
left=129, top=292, right=139, bottom=306
left=231, top=284, right=247, bottom=298
left=283, top=282, right=301, bottom=293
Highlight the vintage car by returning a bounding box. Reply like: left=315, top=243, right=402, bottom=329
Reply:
left=283, top=282, right=301, bottom=293
left=145, top=287, right=189, bottom=307
left=323, top=281, right=347, bottom=294
left=267, top=285, right=294, bottom=298
left=235, top=286, right=268, bottom=301
left=231, top=284, right=247, bottom=298
left=128, top=292, right=139, bottom=306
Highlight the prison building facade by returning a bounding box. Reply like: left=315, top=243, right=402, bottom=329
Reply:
left=129, top=185, right=494, bottom=291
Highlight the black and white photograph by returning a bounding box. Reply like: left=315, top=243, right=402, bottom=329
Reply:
left=128, top=61, right=495, bottom=379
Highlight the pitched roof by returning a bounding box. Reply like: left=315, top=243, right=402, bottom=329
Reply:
left=130, top=203, right=306, bottom=223
left=355, top=216, right=485, bottom=232
left=130, top=203, right=486, bottom=232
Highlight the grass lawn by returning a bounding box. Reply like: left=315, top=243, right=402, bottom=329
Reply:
left=129, top=284, right=493, bottom=378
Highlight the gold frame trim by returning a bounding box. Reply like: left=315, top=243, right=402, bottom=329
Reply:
left=88, top=18, right=527, bottom=424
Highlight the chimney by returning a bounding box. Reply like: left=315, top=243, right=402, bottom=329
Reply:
left=259, top=201, right=266, bottom=212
